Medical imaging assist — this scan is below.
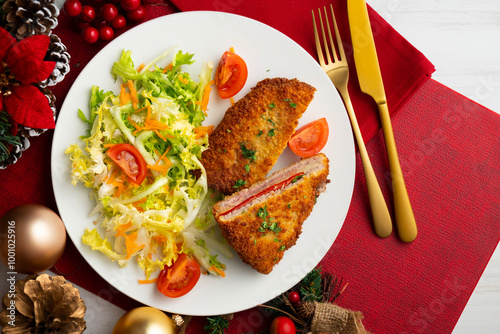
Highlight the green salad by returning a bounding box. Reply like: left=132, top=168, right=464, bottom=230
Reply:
left=66, top=47, right=232, bottom=280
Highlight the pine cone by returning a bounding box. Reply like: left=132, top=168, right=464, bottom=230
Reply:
left=17, top=86, right=56, bottom=138
left=0, top=274, right=86, bottom=333
left=0, top=134, right=29, bottom=169
left=2, top=0, right=59, bottom=40
left=39, top=34, right=71, bottom=87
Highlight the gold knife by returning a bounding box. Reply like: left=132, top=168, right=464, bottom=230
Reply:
left=347, top=0, right=417, bottom=242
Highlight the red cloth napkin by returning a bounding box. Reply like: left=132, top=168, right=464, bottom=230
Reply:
left=1, top=1, right=499, bottom=334
left=173, top=0, right=435, bottom=142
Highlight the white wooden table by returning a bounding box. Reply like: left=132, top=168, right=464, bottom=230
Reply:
left=2, top=1, right=499, bottom=332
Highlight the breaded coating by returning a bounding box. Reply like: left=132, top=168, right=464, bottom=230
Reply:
left=201, top=77, right=316, bottom=195
left=213, top=154, right=329, bottom=274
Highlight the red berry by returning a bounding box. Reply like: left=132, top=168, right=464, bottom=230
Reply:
left=111, top=15, right=127, bottom=29
left=270, top=316, right=296, bottom=334
left=99, top=26, right=115, bottom=41
left=74, top=16, right=90, bottom=31
left=127, top=4, right=146, bottom=22
left=288, top=291, right=300, bottom=304
left=82, top=26, right=99, bottom=44
left=63, top=0, right=82, bottom=17
left=100, top=3, right=118, bottom=22
left=120, top=0, right=141, bottom=11
left=81, top=5, right=96, bottom=23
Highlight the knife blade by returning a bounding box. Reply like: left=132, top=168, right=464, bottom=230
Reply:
left=347, top=0, right=417, bottom=242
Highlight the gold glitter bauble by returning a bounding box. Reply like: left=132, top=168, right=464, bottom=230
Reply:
left=113, top=307, right=178, bottom=334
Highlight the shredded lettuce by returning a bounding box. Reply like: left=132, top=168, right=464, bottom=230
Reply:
left=67, top=48, right=230, bottom=280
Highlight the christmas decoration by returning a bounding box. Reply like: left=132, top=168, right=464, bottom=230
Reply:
left=0, top=204, right=66, bottom=274
left=258, top=268, right=369, bottom=334
left=39, top=34, right=71, bottom=87
left=0, top=274, right=86, bottom=333
left=0, top=0, right=69, bottom=169
left=1, top=0, right=59, bottom=40
left=270, top=316, right=296, bottom=334
left=62, top=0, right=164, bottom=43
left=113, top=306, right=179, bottom=334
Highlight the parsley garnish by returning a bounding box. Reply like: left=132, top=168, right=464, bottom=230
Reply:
left=283, top=98, right=292, bottom=102
left=244, top=164, right=250, bottom=172
left=268, top=129, right=276, bottom=137
left=257, top=130, right=263, bottom=137
left=240, top=143, right=257, bottom=162
left=233, top=179, right=247, bottom=188
left=269, top=102, right=276, bottom=108
left=257, top=205, right=281, bottom=234
left=289, top=102, right=297, bottom=108
left=291, top=174, right=304, bottom=183
left=267, top=118, right=276, bottom=126
left=279, top=245, right=286, bottom=251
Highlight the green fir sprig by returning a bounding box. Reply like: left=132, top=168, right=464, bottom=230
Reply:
left=0, top=110, right=21, bottom=162
left=204, top=315, right=230, bottom=334
left=300, top=267, right=323, bottom=302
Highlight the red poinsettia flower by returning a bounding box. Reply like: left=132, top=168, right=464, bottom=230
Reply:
left=0, top=26, right=56, bottom=129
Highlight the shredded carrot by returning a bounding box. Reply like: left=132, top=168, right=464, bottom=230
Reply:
left=209, top=265, right=226, bottom=277
left=138, top=277, right=158, bottom=284
left=194, top=125, right=214, bottom=139
left=127, top=80, right=139, bottom=109
left=134, top=105, right=148, bottom=114
left=153, top=129, right=167, bottom=141
left=162, top=62, right=173, bottom=73
left=123, top=231, right=145, bottom=259
left=137, top=63, right=145, bottom=72
left=127, top=116, right=142, bottom=133
left=103, top=143, right=115, bottom=148
left=229, top=46, right=235, bottom=53
left=154, top=146, right=171, bottom=165
left=195, top=79, right=214, bottom=115
left=145, top=119, right=170, bottom=130
left=178, top=75, right=189, bottom=85
left=230, top=97, right=235, bottom=105
left=147, top=164, right=171, bottom=174
left=120, top=84, right=131, bottom=106
left=115, top=222, right=133, bottom=237
left=106, top=168, right=120, bottom=184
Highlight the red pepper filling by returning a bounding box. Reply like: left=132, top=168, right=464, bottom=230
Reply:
left=220, top=172, right=305, bottom=217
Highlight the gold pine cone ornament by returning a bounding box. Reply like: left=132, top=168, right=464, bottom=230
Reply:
left=0, top=274, right=86, bottom=333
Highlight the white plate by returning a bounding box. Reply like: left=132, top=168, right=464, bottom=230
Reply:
left=51, top=11, right=355, bottom=316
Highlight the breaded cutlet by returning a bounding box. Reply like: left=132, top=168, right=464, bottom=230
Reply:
left=201, top=77, right=316, bottom=195
left=213, top=154, right=329, bottom=274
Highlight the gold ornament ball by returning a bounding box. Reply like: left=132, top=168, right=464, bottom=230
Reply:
left=0, top=204, right=66, bottom=274
left=113, top=307, right=178, bottom=334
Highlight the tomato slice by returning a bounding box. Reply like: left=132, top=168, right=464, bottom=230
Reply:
left=288, top=118, right=329, bottom=158
left=215, top=50, right=248, bottom=99
left=157, top=253, right=201, bottom=298
left=106, top=143, right=147, bottom=185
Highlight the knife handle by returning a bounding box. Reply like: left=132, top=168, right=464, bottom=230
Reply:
left=341, top=92, right=392, bottom=238
left=378, top=102, right=418, bottom=242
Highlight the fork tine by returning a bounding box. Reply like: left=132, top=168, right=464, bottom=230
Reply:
left=323, top=6, right=339, bottom=62
left=312, top=10, right=326, bottom=66
left=329, top=4, right=346, bottom=61
left=318, top=8, right=333, bottom=64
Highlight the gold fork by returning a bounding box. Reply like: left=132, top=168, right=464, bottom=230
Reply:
left=312, top=5, right=392, bottom=238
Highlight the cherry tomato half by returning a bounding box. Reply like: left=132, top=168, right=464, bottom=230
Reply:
left=215, top=51, right=248, bottom=99
left=157, top=253, right=201, bottom=298
left=288, top=118, right=329, bottom=158
left=106, top=143, right=147, bottom=185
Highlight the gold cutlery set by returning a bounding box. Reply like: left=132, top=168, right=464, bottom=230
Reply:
left=312, top=1, right=418, bottom=242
